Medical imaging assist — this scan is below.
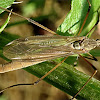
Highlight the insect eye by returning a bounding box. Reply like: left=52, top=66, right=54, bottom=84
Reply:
left=72, top=41, right=81, bottom=49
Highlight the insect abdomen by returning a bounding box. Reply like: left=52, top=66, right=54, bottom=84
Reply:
left=0, top=61, right=43, bottom=73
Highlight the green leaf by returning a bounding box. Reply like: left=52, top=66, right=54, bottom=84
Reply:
left=0, top=12, right=11, bottom=33
left=22, top=0, right=45, bottom=16
left=0, top=0, right=15, bottom=14
left=25, top=58, right=100, bottom=100
left=57, top=0, right=100, bottom=37
left=0, top=0, right=100, bottom=100
left=0, top=0, right=15, bottom=33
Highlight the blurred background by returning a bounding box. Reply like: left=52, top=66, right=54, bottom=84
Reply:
left=0, top=0, right=100, bottom=100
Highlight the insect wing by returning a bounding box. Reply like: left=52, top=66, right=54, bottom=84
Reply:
left=0, top=36, right=84, bottom=73
left=3, top=36, right=83, bottom=61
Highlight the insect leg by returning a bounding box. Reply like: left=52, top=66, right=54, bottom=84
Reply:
left=0, top=6, right=57, bottom=35
left=71, top=54, right=97, bottom=100
left=83, top=9, right=99, bottom=61
left=84, top=56, right=97, bottom=61
left=34, top=57, right=68, bottom=83
left=77, top=0, right=91, bottom=36
left=86, top=8, right=100, bottom=37
left=0, top=57, right=68, bottom=93
left=86, top=52, right=98, bottom=61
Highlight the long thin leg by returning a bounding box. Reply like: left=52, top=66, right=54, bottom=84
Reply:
left=71, top=54, right=97, bottom=100
left=0, top=7, right=57, bottom=35
left=86, top=8, right=99, bottom=37
left=77, top=0, right=91, bottom=36
left=0, top=57, right=68, bottom=93
left=86, top=52, right=98, bottom=61
left=82, top=9, right=99, bottom=61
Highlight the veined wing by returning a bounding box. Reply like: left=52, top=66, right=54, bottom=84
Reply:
left=0, top=35, right=84, bottom=73
left=3, top=35, right=84, bottom=62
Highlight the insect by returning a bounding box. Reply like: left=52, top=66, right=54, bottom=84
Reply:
left=0, top=0, right=100, bottom=100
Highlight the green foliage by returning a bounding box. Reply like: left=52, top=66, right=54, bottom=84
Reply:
left=57, top=0, right=100, bottom=37
left=22, top=0, right=45, bottom=16
left=0, top=12, right=11, bottom=33
left=0, top=0, right=15, bottom=33
left=0, top=0, right=100, bottom=100
left=0, top=0, right=15, bottom=13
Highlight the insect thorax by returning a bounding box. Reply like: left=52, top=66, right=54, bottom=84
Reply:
left=72, top=38, right=99, bottom=51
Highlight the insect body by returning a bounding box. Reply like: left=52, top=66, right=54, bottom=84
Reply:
left=0, top=36, right=99, bottom=73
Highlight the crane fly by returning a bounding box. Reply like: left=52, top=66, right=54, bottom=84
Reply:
left=0, top=0, right=100, bottom=99
left=1, top=36, right=99, bottom=73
